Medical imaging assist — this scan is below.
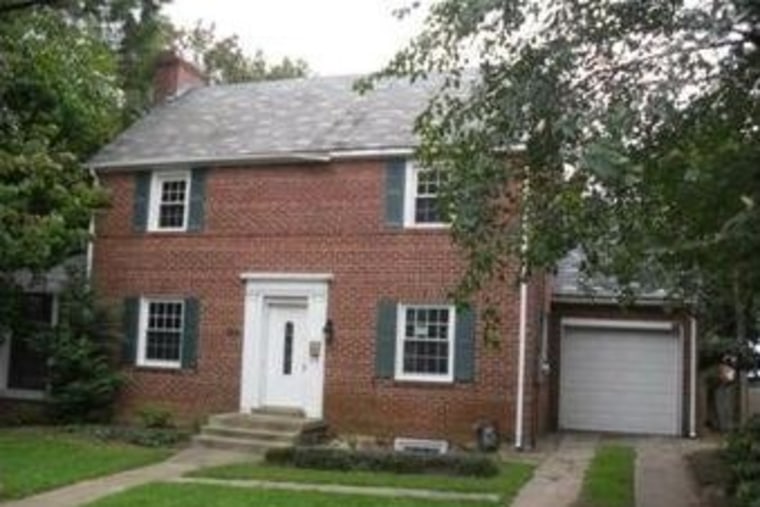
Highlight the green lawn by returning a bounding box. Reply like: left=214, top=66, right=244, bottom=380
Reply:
left=0, top=428, right=172, bottom=500
left=85, top=482, right=498, bottom=507
left=575, top=445, right=636, bottom=507
left=188, top=461, right=534, bottom=501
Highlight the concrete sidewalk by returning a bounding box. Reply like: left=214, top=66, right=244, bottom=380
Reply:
left=0, top=447, right=253, bottom=507
left=510, top=433, right=599, bottom=507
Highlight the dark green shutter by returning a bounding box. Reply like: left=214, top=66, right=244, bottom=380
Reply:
left=182, top=297, right=200, bottom=369
left=454, top=305, right=476, bottom=382
left=187, top=167, right=207, bottom=232
left=385, top=159, right=406, bottom=227
left=133, top=171, right=151, bottom=232
left=122, top=297, right=139, bottom=364
left=375, top=299, right=397, bottom=378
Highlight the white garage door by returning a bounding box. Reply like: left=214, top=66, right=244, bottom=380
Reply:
left=559, top=321, right=681, bottom=435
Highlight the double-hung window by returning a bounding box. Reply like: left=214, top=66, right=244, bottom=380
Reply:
left=149, top=171, right=191, bottom=231
left=404, top=162, right=448, bottom=227
left=0, top=292, right=56, bottom=398
left=138, top=299, right=184, bottom=368
left=395, top=304, right=456, bottom=382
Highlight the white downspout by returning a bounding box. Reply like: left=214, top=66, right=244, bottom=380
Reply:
left=514, top=278, right=529, bottom=449
left=514, top=169, right=530, bottom=450
left=689, top=316, right=698, bottom=438
left=85, top=168, right=99, bottom=280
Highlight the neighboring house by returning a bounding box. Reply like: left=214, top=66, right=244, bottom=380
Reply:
left=0, top=261, right=71, bottom=410
left=81, top=54, right=698, bottom=447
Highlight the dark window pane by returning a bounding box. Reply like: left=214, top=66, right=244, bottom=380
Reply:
left=7, top=337, right=47, bottom=390
left=283, top=321, right=294, bottom=375
left=145, top=301, right=183, bottom=362
left=415, top=197, right=441, bottom=223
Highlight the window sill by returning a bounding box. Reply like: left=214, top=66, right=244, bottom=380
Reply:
left=0, top=389, right=47, bottom=401
left=392, top=375, right=455, bottom=386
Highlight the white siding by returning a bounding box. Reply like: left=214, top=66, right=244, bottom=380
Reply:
left=559, top=324, right=681, bottom=435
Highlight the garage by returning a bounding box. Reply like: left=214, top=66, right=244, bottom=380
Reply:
left=559, top=319, right=681, bottom=435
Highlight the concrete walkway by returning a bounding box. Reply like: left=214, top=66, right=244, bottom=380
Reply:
left=174, top=477, right=500, bottom=503
left=510, top=433, right=599, bottom=507
left=0, top=447, right=253, bottom=507
left=635, top=438, right=706, bottom=507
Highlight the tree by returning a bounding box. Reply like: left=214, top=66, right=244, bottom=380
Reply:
left=170, top=21, right=309, bottom=84
left=364, top=0, right=760, bottom=421
left=0, top=8, right=118, bottom=335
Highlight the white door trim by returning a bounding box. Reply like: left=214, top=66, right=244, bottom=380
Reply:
left=240, top=273, right=330, bottom=418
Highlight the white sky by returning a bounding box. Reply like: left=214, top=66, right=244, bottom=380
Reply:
left=164, top=0, right=430, bottom=76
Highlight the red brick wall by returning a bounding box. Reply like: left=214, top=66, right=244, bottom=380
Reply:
left=93, top=159, right=530, bottom=444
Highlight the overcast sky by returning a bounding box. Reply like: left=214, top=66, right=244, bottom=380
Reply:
left=165, top=0, right=430, bottom=76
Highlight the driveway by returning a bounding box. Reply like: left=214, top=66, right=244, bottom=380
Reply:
left=510, top=433, right=710, bottom=507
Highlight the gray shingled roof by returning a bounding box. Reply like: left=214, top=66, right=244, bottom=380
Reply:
left=553, top=249, right=667, bottom=301
left=90, top=75, right=448, bottom=169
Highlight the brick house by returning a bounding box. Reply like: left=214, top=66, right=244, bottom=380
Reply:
left=2, top=54, right=699, bottom=446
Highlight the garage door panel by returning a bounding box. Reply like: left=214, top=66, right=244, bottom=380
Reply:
left=559, top=324, right=680, bottom=435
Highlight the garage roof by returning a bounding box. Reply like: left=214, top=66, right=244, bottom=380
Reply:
left=553, top=249, right=668, bottom=302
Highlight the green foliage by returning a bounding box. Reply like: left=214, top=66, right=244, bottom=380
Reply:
left=365, top=0, right=760, bottom=369
left=576, top=445, right=635, bottom=507
left=85, top=483, right=496, bottom=507
left=46, top=271, right=123, bottom=423
left=264, top=446, right=500, bottom=477
left=136, top=405, right=175, bottom=429
left=725, top=416, right=760, bottom=507
left=0, top=427, right=170, bottom=500
left=63, top=424, right=189, bottom=448
left=170, top=21, right=309, bottom=84
left=190, top=461, right=534, bottom=499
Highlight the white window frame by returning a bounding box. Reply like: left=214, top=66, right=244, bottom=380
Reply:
left=403, top=161, right=449, bottom=228
left=395, top=303, right=456, bottom=383
left=394, top=437, right=449, bottom=455
left=137, top=298, right=184, bottom=369
left=0, top=292, right=58, bottom=400
left=148, top=170, right=191, bottom=232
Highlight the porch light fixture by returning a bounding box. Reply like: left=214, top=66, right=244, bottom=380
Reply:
left=323, top=319, right=334, bottom=344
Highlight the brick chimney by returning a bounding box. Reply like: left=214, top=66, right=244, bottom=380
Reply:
left=152, top=51, right=207, bottom=104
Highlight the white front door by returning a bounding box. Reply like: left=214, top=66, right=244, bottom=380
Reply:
left=262, top=301, right=309, bottom=409
left=240, top=273, right=330, bottom=419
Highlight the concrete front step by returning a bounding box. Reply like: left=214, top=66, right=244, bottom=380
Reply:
left=193, top=434, right=292, bottom=453
left=194, top=410, right=327, bottom=453
left=201, top=424, right=299, bottom=443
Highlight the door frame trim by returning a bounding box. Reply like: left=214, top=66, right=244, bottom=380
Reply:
left=240, top=273, right=330, bottom=418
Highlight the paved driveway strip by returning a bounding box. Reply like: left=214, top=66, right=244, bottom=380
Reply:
left=510, top=433, right=599, bottom=507
left=635, top=438, right=704, bottom=507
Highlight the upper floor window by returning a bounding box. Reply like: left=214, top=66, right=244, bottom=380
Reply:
left=149, top=171, right=191, bottom=231
left=403, top=162, right=448, bottom=227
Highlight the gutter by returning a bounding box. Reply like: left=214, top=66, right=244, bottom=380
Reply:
left=87, top=145, right=528, bottom=171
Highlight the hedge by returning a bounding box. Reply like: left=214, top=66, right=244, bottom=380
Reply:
left=264, top=446, right=500, bottom=477
left=725, top=415, right=760, bottom=507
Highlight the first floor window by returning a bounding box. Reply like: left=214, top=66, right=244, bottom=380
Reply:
left=1, top=292, right=55, bottom=394
left=139, top=299, right=184, bottom=368
left=396, top=304, right=455, bottom=382
left=149, top=171, right=190, bottom=231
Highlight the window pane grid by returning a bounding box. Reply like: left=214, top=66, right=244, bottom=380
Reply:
left=157, top=178, right=187, bottom=228
left=402, top=306, right=451, bottom=377
left=414, top=168, right=444, bottom=223
left=145, top=301, right=183, bottom=363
